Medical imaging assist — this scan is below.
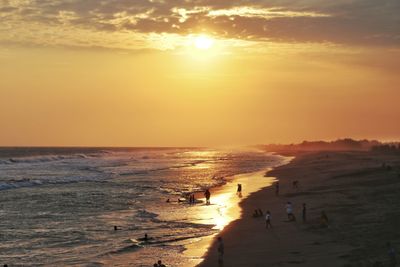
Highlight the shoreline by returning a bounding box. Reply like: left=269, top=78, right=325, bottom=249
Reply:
left=183, top=169, right=284, bottom=266
left=180, top=155, right=293, bottom=266
left=198, top=151, right=400, bottom=266
left=99, top=154, right=292, bottom=266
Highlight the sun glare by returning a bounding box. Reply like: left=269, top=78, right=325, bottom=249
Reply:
left=194, top=35, right=214, bottom=50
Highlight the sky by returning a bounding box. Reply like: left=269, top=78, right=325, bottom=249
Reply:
left=0, top=0, right=399, bottom=147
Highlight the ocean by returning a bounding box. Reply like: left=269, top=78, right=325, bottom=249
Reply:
left=0, top=147, right=286, bottom=266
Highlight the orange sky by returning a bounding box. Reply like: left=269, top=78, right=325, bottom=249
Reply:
left=0, top=1, right=399, bottom=146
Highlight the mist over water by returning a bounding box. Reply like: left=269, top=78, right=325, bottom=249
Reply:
left=0, top=147, right=286, bottom=266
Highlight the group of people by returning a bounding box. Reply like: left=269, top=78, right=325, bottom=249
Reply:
left=153, top=260, right=166, bottom=267
left=263, top=180, right=330, bottom=229
left=188, top=193, right=196, bottom=204
left=166, top=182, right=243, bottom=207
left=252, top=208, right=263, bottom=217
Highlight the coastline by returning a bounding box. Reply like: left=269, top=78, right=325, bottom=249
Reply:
left=100, top=154, right=292, bottom=267
left=198, top=151, right=400, bottom=267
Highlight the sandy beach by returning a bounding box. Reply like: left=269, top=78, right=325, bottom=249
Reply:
left=198, top=151, right=400, bottom=267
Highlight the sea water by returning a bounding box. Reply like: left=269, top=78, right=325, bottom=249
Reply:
left=0, top=147, right=285, bottom=266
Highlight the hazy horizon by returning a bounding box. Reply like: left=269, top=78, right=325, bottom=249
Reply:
left=1, top=0, right=399, bottom=147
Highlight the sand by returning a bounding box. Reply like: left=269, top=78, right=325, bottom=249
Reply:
left=198, top=151, right=400, bottom=267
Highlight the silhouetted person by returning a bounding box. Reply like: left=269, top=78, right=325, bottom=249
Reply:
left=275, top=181, right=280, bottom=196
left=191, top=193, right=196, bottom=204
left=258, top=208, right=263, bottom=216
left=217, top=236, right=224, bottom=266
left=265, top=210, right=272, bottom=229
left=293, top=180, right=299, bottom=190
left=138, top=233, right=150, bottom=242
left=302, top=203, right=307, bottom=222
left=166, top=198, right=170, bottom=203
left=237, top=183, right=242, bottom=197
left=114, top=226, right=119, bottom=231
left=157, top=260, right=166, bottom=267
left=204, top=189, right=211, bottom=205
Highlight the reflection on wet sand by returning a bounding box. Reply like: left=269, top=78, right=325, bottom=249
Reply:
left=183, top=170, right=277, bottom=266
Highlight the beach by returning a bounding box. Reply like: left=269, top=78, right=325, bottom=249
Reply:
left=198, top=151, right=400, bottom=267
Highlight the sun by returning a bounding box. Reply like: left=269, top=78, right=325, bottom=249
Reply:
left=194, top=35, right=214, bottom=50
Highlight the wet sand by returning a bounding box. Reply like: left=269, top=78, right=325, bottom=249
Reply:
left=198, top=151, right=400, bottom=267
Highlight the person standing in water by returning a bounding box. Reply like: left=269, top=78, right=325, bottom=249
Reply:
left=302, top=203, right=307, bottom=222
left=204, top=189, right=211, bottom=205
left=237, top=183, right=242, bottom=197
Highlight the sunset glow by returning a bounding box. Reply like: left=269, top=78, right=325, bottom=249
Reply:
left=194, top=35, right=214, bottom=50
left=0, top=0, right=398, bottom=146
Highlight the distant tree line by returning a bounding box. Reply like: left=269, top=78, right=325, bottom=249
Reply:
left=371, top=143, right=400, bottom=154
left=259, top=138, right=391, bottom=152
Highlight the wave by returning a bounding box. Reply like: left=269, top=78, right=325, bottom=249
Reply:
left=1, top=154, right=98, bottom=165
left=0, top=174, right=110, bottom=191
left=136, top=209, right=159, bottom=220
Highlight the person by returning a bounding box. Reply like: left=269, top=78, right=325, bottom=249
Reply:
left=204, top=189, right=211, bottom=205
left=302, top=203, right=307, bottom=222
left=138, top=233, right=150, bottom=242
left=265, top=210, right=272, bottom=229
left=258, top=208, right=263, bottom=216
left=217, top=236, right=224, bottom=266
left=166, top=198, right=170, bottom=203
left=237, top=183, right=242, bottom=197
left=157, top=260, right=166, bottom=267
left=275, top=181, right=280, bottom=196
left=387, top=242, right=397, bottom=267
left=293, top=180, right=299, bottom=190
left=321, top=211, right=329, bottom=227
left=114, top=226, right=119, bottom=231
left=286, top=202, right=294, bottom=221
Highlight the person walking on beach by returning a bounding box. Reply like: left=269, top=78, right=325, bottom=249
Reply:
left=217, top=236, right=224, bottom=266
left=286, top=202, right=294, bottom=221
left=275, top=181, right=280, bottom=196
left=265, top=210, right=272, bottom=229
left=302, top=203, right=307, bottom=222
left=204, top=189, right=211, bottom=205
left=237, top=183, right=242, bottom=197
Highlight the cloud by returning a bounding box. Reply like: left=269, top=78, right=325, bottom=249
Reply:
left=0, top=0, right=399, bottom=50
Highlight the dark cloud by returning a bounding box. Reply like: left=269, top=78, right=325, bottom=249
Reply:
left=1, top=0, right=399, bottom=47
